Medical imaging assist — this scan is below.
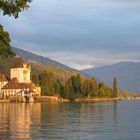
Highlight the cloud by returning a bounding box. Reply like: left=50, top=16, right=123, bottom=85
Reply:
left=70, top=64, right=94, bottom=70
left=1, top=0, right=140, bottom=53
left=1, top=0, right=140, bottom=69
left=30, top=50, right=140, bottom=70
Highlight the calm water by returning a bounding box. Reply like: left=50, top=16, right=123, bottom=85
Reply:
left=0, top=101, right=140, bottom=140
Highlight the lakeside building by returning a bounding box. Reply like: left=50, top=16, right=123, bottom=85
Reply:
left=0, top=74, right=8, bottom=98
left=0, top=59, right=41, bottom=99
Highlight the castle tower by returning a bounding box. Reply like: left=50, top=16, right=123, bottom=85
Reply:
left=10, top=59, right=31, bottom=83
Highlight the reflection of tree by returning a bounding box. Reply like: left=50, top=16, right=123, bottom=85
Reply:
left=0, top=102, right=119, bottom=139
left=40, top=102, right=119, bottom=138
left=113, top=101, right=118, bottom=130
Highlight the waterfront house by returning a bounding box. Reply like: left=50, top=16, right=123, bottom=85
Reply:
left=0, top=74, right=8, bottom=98
left=0, top=59, right=41, bottom=99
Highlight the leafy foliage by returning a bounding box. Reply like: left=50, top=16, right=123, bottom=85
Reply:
left=37, top=69, right=114, bottom=101
left=119, top=90, right=138, bottom=98
left=0, top=0, right=32, bottom=18
left=0, top=25, right=15, bottom=57
left=23, top=59, right=113, bottom=101
left=82, top=78, right=98, bottom=97
left=39, top=71, right=64, bottom=96
left=0, top=0, right=32, bottom=57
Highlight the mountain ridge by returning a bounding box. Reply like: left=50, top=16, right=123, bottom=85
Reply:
left=82, top=62, right=140, bottom=94
left=12, top=47, right=74, bottom=71
left=12, top=47, right=140, bottom=93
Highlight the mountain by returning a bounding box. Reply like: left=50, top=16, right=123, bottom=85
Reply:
left=0, top=52, right=136, bottom=98
left=12, top=47, right=73, bottom=71
left=82, top=62, right=140, bottom=93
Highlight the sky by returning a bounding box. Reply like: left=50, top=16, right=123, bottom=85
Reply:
left=1, top=0, right=140, bottom=70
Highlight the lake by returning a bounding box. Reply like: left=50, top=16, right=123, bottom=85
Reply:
left=0, top=100, right=140, bottom=140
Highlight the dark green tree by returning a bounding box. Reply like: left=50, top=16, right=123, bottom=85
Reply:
left=38, top=71, right=64, bottom=96
left=38, top=71, right=48, bottom=96
left=0, top=0, right=32, bottom=18
left=0, top=0, right=32, bottom=57
left=0, top=25, right=15, bottom=57
left=82, top=78, right=98, bottom=98
left=64, top=78, right=75, bottom=101
left=71, top=74, right=82, bottom=97
left=98, top=83, right=105, bottom=97
left=113, top=78, right=118, bottom=97
left=54, top=79, right=62, bottom=96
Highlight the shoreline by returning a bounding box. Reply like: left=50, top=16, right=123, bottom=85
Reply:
left=0, top=96, right=140, bottom=103
left=75, top=97, right=120, bottom=102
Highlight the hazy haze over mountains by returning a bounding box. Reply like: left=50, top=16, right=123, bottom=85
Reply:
left=82, top=62, right=140, bottom=93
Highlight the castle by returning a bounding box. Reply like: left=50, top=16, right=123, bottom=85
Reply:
left=0, top=59, right=41, bottom=99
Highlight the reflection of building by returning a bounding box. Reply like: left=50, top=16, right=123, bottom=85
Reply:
left=0, top=103, right=41, bottom=139
left=0, top=59, right=41, bottom=99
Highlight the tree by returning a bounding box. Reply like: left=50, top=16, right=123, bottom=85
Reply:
left=0, top=0, right=32, bottom=57
left=0, top=25, right=15, bottom=57
left=71, top=74, right=82, bottom=96
left=82, top=79, right=98, bottom=98
left=54, top=79, right=62, bottom=96
left=98, top=82, right=113, bottom=97
left=98, top=83, right=105, bottom=97
left=64, top=78, right=75, bottom=101
left=0, top=0, right=32, bottom=18
left=113, top=78, right=118, bottom=97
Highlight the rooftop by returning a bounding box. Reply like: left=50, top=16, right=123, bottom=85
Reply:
left=2, top=78, right=34, bottom=90
left=11, top=58, right=30, bottom=69
left=0, top=74, right=8, bottom=82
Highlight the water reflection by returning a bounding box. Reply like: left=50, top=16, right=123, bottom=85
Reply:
left=0, top=103, right=41, bottom=139
left=0, top=101, right=132, bottom=140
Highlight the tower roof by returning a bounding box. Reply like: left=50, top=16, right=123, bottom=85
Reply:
left=2, top=78, right=33, bottom=90
left=0, top=74, right=8, bottom=82
left=11, top=58, right=30, bottom=68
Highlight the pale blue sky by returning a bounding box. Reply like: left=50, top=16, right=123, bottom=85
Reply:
left=1, top=0, right=140, bottom=69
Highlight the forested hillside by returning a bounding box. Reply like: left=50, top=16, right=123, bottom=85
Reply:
left=0, top=56, right=116, bottom=101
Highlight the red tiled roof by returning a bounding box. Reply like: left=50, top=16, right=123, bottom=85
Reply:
left=11, top=58, right=30, bottom=68
left=2, top=78, right=34, bottom=90
left=0, top=74, right=8, bottom=82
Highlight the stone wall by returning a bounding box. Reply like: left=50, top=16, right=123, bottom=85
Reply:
left=34, top=96, right=69, bottom=102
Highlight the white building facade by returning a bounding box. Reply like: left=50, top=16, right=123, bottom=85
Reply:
left=0, top=74, right=8, bottom=98
left=0, top=59, right=41, bottom=99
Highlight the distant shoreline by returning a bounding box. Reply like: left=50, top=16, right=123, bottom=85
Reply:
left=0, top=96, right=140, bottom=103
